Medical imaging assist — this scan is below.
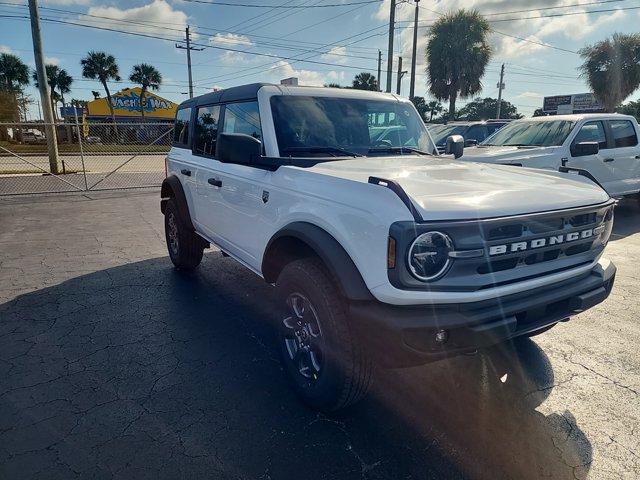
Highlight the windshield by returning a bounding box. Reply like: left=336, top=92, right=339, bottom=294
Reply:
left=270, top=95, right=436, bottom=157
left=430, top=124, right=468, bottom=145
left=481, top=120, right=575, bottom=147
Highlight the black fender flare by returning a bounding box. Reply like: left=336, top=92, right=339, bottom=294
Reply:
left=160, top=175, right=195, bottom=231
left=262, top=222, right=374, bottom=301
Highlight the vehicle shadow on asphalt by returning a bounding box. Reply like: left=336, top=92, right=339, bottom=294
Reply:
left=0, top=253, right=591, bottom=480
left=611, top=196, right=640, bottom=241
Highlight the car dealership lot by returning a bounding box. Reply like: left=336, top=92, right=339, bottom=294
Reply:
left=0, top=191, right=638, bottom=480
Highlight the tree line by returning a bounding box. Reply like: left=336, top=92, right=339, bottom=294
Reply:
left=336, top=9, right=640, bottom=121
left=0, top=50, right=163, bottom=124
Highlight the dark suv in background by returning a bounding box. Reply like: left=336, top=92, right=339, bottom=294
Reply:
left=428, top=120, right=510, bottom=153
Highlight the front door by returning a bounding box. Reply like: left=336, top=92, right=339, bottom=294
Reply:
left=198, top=101, right=270, bottom=269
left=567, top=120, right=616, bottom=193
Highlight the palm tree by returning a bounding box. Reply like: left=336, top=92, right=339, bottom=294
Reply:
left=426, top=100, right=443, bottom=122
left=579, top=33, right=640, bottom=112
left=80, top=51, right=121, bottom=137
left=352, top=72, right=378, bottom=91
left=0, top=53, right=30, bottom=137
left=129, top=63, right=162, bottom=120
left=426, top=9, right=491, bottom=117
left=0, top=53, right=30, bottom=94
left=33, top=65, right=73, bottom=120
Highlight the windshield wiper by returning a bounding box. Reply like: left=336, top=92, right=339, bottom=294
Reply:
left=280, top=146, right=362, bottom=157
left=503, top=143, right=540, bottom=147
left=367, top=146, right=432, bottom=156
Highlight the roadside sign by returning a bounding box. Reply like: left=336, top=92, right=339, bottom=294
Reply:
left=543, top=93, right=603, bottom=114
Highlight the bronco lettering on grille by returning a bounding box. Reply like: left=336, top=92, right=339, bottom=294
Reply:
left=488, top=226, right=605, bottom=256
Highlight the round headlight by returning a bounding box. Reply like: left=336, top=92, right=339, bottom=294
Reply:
left=408, top=231, right=453, bottom=281
left=599, top=208, right=614, bottom=246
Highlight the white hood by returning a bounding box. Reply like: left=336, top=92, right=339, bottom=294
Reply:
left=459, top=145, right=561, bottom=164
left=303, top=156, right=610, bottom=220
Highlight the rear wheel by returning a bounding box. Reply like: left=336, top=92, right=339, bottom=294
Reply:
left=276, top=258, right=373, bottom=412
left=164, top=198, right=204, bottom=270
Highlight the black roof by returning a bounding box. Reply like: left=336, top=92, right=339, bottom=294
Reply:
left=177, top=83, right=275, bottom=109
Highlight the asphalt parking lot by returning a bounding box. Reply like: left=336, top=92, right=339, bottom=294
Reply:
left=0, top=191, right=638, bottom=480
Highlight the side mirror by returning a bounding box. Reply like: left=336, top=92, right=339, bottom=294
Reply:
left=218, top=133, right=261, bottom=165
left=570, top=141, right=599, bottom=157
left=445, top=134, right=464, bottom=159
left=464, top=138, right=478, bottom=147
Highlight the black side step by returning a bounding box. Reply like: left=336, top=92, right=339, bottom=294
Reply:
left=368, top=176, right=423, bottom=222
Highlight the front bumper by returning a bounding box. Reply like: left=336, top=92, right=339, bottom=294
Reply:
left=348, top=259, right=616, bottom=367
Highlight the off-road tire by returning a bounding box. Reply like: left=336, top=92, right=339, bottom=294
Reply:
left=276, top=257, right=373, bottom=412
left=164, top=198, right=204, bottom=270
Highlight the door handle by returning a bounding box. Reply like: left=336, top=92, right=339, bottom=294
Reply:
left=208, top=178, right=223, bottom=187
left=635, top=155, right=640, bottom=159
left=180, top=168, right=191, bottom=176
left=603, top=158, right=614, bottom=162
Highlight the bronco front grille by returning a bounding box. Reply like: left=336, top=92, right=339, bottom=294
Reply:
left=388, top=201, right=614, bottom=292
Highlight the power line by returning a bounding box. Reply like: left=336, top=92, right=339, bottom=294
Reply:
left=488, top=5, right=640, bottom=22
left=176, top=0, right=383, bottom=7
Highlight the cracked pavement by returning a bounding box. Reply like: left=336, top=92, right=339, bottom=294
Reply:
left=0, top=190, right=638, bottom=479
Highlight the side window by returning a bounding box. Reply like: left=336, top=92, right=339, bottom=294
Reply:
left=609, top=120, right=638, bottom=148
left=193, top=105, right=221, bottom=157
left=173, top=107, right=191, bottom=146
left=465, top=125, right=487, bottom=143
left=572, top=121, right=607, bottom=150
left=222, top=101, right=262, bottom=140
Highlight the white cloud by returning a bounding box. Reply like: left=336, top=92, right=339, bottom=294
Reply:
left=320, top=46, right=348, bottom=65
left=45, top=56, right=60, bottom=65
left=210, top=33, right=254, bottom=47
left=267, top=60, right=343, bottom=87
left=517, top=91, right=543, bottom=99
left=0, top=45, right=12, bottom=54
left=81, top=0, right=188, bottom=39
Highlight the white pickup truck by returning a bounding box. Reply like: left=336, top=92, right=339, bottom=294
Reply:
left=458, top=114, right=640, bottom=198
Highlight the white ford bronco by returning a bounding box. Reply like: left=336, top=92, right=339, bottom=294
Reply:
left=161, top=84, right=616, bottom=412
left=458, top=113, right=640, bottom=199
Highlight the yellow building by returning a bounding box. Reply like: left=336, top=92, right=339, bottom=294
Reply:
left=87, top=87, right=177, bottom=122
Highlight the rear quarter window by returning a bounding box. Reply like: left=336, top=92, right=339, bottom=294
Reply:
left=173, top=107, right=191, bottom=147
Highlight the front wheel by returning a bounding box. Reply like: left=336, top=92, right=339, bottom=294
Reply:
left=164, top=198, right=204, bottom=270
left=276, top=258, right=373, bottom=412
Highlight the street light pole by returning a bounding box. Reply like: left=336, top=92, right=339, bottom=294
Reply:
left=176, top=26, right=203, bottom=99
left=28, top=0, right=59, bottom=174
left=409, top=0, right=420, bottom=100
left=377, top=49, right=382, bottom=92
left=385, top=0, right=396, bottom=93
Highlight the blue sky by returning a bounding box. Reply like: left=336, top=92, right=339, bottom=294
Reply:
left=2, top=0, right=640, bottom=119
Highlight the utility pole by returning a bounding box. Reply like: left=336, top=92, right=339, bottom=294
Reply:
left=409, top=0, right=420, bottom=100
left=377, top=50, right=382, bottom=92
left=28, top=0, right=59, bottom=174
left=385, top=0, right=396, bottom=93
left=396, top=56, right=407, bottom=95
left=175, top=26, right=203, bottom=99
left=496, top=63, right=505, bottom=119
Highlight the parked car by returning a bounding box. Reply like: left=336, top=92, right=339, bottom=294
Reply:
left=85, top=136, right=102, bottom=144
left=161, top=83, right=616, bottom=412
left=21, top=131, right=45, bottom=144
left=459, top=114, right=640, bottom=198
left=428, top=120, right=510, bottom=153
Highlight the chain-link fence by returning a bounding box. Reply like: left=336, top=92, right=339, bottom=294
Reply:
left=0, top=121, right=172, bottom=195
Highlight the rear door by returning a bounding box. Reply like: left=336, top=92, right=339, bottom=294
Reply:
left=167, top=106, right=199, bottom=214
left=190, top=104, right=223, bottom=234
left=604, top=119, right=640, bottom=195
